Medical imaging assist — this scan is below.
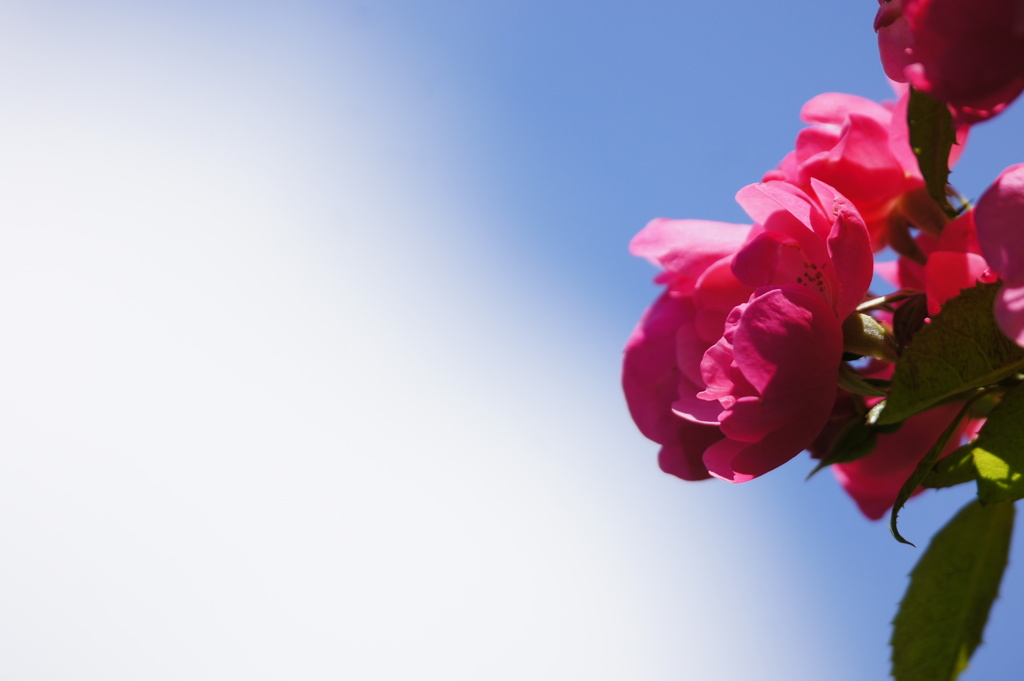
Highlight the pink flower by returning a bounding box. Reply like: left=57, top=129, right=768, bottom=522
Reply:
left=764, top=88, right=966, bottom=248
left=976, top=164, right=1024, bottom=344
left=875, top=0, right=1024, bottom=121
left=686, top=181, right=874, bottom=481
left=622, top=219, right=753, bottom=480
left=624, top=181, right=873, bottom=484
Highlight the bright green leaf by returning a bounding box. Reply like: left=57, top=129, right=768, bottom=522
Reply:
left=921, top=445, right=976, bottom=490
left=891, top=500, right=1014, bottom=681
left=972, top=382, right=1024, bottom=504
left=907, top=87, right=957, bottom=217
left=879, top=284, right=1024, bottom=425
left=890, top=400, right=975, bottom=545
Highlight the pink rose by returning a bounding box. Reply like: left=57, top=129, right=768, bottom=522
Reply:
left=976, top=164, right=1024, bottom=344
left=685, top=181, right=873, bottom=481
left=875, top=0, right=1024, bottom=121
left=764, top=88, right=967, bottom=248
left=624, top=181, right=873, bottom=484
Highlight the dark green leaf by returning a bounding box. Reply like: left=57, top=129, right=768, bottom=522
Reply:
left=907, top=87, right=957, bottom=217
left=891, top=500, right=1014, bottom=681
left=890, top=399, right=975, bottom=546
left=972, top=382, right=1024, bottom=504
left=921, top=445, right=976, bottom=489
left=806, top=417, right=879, bottom=479
left=879, top=284, right=1024, bottom=425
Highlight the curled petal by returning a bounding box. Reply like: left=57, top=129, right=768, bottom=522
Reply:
left=816, top=180, right=874, bottom=320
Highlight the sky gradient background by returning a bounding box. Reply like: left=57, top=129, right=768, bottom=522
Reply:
left=0, top=2, right=1022, bottom=679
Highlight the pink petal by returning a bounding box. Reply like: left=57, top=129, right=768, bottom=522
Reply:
left=794, top=126, right=842, bottom=166
left=737, top=181, right=832, bottom=241
left=815, top=180, right=874, bottom=320
left=800, top=92, right=893, bottom=127
left=657, top=424, right=724, bottom=482
left=630, top=218, right=752, bottom=289
left=875, top=0, right=917, bottom=83
left=995, top=284, right=1024, bottom=345
left=937, top=210, right=980, bottom=254
left=623, top=294, right=719, bottom=480
left=731, top=232, right=817, bottom=293
left=695, top=288, right=843, bottom=483
left=800, top=115, right=906, bottom=203
left=704, top=408, right=836, bottom=483
left=693, top=257, right=755, bottom=320
left=732, top=287, right=842, bottom=395
left=976, top=164, right=1024, bottom=285
left=622, top=294, right=694, bottom=441
left=924, top=252, right=991, bottom=315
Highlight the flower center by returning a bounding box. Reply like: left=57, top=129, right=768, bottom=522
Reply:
left=794, top=261, right=827, bottom=295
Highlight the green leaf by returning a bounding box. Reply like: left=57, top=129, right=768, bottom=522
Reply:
left=841, top=312, right=898, bottom=363
left=879, top=283, right=1024, bottom=425
left=891, top=500, right=1014, bottom=681
left=806, top=417, right=878, bottom=479
left=972, top=382, right=1024, bottom=504
left=837, top=362, right=889, bottom=398
left=921, top=445, right=976, bottom=489
left=890, top=399, right=976, bottom=545
left=907, top=87, right=957, bottom=217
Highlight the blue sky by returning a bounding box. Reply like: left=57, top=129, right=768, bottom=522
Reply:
left=0, top=2, right=1021, bottom=678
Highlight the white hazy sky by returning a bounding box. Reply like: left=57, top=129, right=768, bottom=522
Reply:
left=0, top=2, right=1019, bottom=679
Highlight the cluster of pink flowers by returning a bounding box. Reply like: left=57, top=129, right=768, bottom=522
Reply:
left=623, top=3, right=1024, bottom=520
